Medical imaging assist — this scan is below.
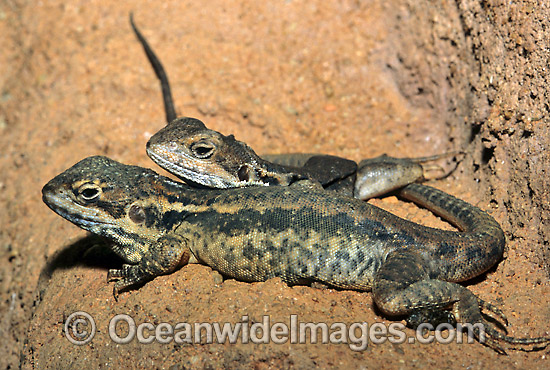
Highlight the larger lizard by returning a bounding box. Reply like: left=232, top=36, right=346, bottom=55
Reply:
left=42, top=156, right=549, bottom=353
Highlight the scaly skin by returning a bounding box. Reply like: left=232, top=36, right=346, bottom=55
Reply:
left=42, top=156, right=550, bottom=353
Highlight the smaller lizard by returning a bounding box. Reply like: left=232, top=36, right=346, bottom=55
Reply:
left=130, top=14, right=454, bottom=200
left=42, top=156, right=550, bottom=353
left=147, top=115, right=451, bottom=199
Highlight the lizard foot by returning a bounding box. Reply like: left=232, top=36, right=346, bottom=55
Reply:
left=409, top=151, right=465, bottom=179
left=405, top=298, right=514, bottom=352
left=406, top=308, right=457, bottom=330
left=401, top=287, right=548, bottom=354
left=452, top=288, right=550, bottom=354
left=354, top=152, right=463, bottom=199
left=107, top=264, right=148, bottom=299
left=107, top=264, right=133, bottom=280
left=373, top=249, right=548, bottom=354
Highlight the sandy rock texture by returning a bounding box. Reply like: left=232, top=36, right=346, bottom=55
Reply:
left=1, top=0, right=548, bottom=368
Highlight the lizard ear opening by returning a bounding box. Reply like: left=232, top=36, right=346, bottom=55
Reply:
left=128, top=204, right=146, bottom=224
left=237, top=165, right=250, bottom=181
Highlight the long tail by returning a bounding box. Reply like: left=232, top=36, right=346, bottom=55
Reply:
left=398, top=183, right=506, bottom=281
left=130, top=13, right=177, bottom=123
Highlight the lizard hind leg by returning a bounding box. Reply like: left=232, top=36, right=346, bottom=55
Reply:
left=372, top=248, right=464, bottom=322
left=372, top=249, right=550, bottom=353
left=354, top=152, right=463, bottom=200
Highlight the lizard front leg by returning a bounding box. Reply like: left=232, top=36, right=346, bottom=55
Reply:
left=107, top=233, right=192, bottom=298
left=372, top=248, right=550, bottom=353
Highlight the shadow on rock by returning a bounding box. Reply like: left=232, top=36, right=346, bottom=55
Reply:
left=34, top=235, right=124, bottom=305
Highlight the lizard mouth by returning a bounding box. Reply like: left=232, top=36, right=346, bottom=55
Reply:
left=147, top=148, right=270, bottom=189
left=147, top=149, right=237, bottom=188
left=42, top=191, right=117, bottom=230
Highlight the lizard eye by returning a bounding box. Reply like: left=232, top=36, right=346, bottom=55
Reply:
left=77, top=183, right=102, bottom=203
left=190, top=140, right=216, bottom=159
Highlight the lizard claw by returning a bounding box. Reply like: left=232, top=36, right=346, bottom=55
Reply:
left=478, top=297, right=508, bottom=327
left=110, top=276, right=132, bottom=300
left=412, top=150, right=465, bottom=181
left=454, top=290, right=550, bottom=352
left=420, top=164, right=445, bottom=178
left=112, top=285, right=120, bottom=301
left=479, top=320, right=550, bottom=353
left=107, top=267, right=130, bottom=300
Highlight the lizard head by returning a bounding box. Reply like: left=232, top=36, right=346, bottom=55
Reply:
left=146, top=117, right=279, bottom=188
left=42, top=156, right=189, bottom=261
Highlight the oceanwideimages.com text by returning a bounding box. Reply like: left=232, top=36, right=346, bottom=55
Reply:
left=65, top=311, right=484, bottom=350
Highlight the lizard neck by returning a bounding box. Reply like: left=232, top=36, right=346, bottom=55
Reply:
left=235, top=158, right=308, bottom=186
